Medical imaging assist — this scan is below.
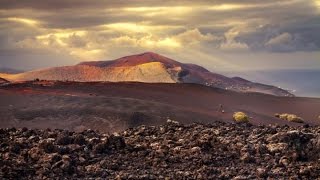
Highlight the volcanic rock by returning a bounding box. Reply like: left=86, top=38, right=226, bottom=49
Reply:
left=0, top=121, right=319, bottom=179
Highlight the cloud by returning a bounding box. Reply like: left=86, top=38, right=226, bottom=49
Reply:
left=266, top=32, right=293, bottom=45
left=173, top=29, right=218, bottom=45
left=11, top=27, right=217, bottom=61
left=264, top=32, right=319, bottom=52
left=265, top=32, right=294, bottom=51
left=220, top=41, right=249, bottom=51
left=0, top=0, right=319, bottom=70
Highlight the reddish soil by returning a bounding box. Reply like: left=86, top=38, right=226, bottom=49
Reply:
left=0, top=81, right=319, bottom=132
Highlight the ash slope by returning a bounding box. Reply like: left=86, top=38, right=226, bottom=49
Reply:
left=1, top=81, right=319, bottom=133
left=1, top=121, right=319, bottom=179
left=0, top=52, right=292, bottom=96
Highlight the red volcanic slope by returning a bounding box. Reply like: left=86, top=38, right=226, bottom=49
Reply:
left=79, top=52, right=183, bottom=68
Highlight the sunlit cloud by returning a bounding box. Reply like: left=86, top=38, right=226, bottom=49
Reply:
left=100, top=23, right=181, bottom=35
left=102, top=23, right=154, bottom=34
left=36, top=31, right=87, bottom=39
left=121, top=6, right=193, bottom=17
left=315, top=0, right=320, bottom=9
left=157, top=38, right=181, bottom=48
left=70, top=49, right=105, bottom=60
left=207, top=4, right=256, bottom=11
left=6, top=17, right=39, bottom=26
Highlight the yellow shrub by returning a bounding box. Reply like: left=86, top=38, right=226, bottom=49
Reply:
left=233, top=112, right=249, bottom=123
left=287, top=114, right=304, bottom=123
left=275, top=113, right=304, bottom=123
left=279, top=113, right=289, bottom=120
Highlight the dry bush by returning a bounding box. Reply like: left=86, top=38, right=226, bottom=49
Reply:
left=286, top=114, right=304, bottom=123
left=275, top=113, right=304, bottom=123
left=233, top=112, right=249, bottom=123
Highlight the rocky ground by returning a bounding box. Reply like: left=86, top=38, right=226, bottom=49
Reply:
left=0, top=120, right=320, bottom=179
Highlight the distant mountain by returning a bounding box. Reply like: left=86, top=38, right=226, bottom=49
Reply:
left=0, top=52, right=293, bottom=96
left=226, top=69, right=320, bottom=98
left=0, top=68, right=24, bottom=74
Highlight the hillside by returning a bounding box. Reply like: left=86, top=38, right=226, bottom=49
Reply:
left=0, top=77, right=9, bottom=84
left=1, top=81, right=319, bottom=133
left=0, top=52, right=292, bottom=96
left=1, top=62, right=175, bottom=83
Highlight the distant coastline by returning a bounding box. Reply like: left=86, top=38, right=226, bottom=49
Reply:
left=221, top=69, right=320, bottom=98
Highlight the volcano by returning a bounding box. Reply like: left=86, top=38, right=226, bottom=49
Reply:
left=0, top=52, right=292, bottom=96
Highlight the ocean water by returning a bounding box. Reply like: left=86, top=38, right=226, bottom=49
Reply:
left=221, top=69, right=320, bottom=98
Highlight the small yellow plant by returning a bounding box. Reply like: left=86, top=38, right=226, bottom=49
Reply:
left=275, top=113, right=304, bottom=123
left=233, top=112, right=249, bottom=123
left=286, top=114, right=304, bottom=123
left=279, top=113, right=289, bottom=120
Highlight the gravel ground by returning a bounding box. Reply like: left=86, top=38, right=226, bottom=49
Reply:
left=1, top=120, right=320, bottom=179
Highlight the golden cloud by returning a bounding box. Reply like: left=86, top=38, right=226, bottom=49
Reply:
left=315, top=0, right=320, bottom=8
left=7, top=17, right=39, bottom=26
left=100, top=22, right=182, bottom=35
left=207, top=4, right=256, bottom=11
left=117, top=6, right=193, bottom=17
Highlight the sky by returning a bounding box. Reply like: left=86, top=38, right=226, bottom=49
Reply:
left=0, top=0, right=319, bottom=71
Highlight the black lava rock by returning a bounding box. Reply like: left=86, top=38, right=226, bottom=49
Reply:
left=0, top=121, right=319, bottom=179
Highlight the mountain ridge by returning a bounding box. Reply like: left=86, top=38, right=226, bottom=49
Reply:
left=79, top=52, right=182, bottom=68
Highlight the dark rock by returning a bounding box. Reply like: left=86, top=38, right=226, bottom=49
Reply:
left=74, top=134, right=86, bottom=145
left=56, top=134, right=73, bottom=145
left=21, top=127, right=28, bottom=132
left=106, top=134, right=126, bottom=150
left=240, top=152, right=254, bottom=163
left=39, top=140, right=55, bottom=153
left=256, top=168, right=267, bottom=178
left=93, top=143, right=106, bottom=154
left=10, top=142, right=21, bottom=154
left=56, top=146, right=70, bottom=155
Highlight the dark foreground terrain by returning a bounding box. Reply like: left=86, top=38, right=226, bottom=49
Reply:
left=1, top=121, right=319, bottom=179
